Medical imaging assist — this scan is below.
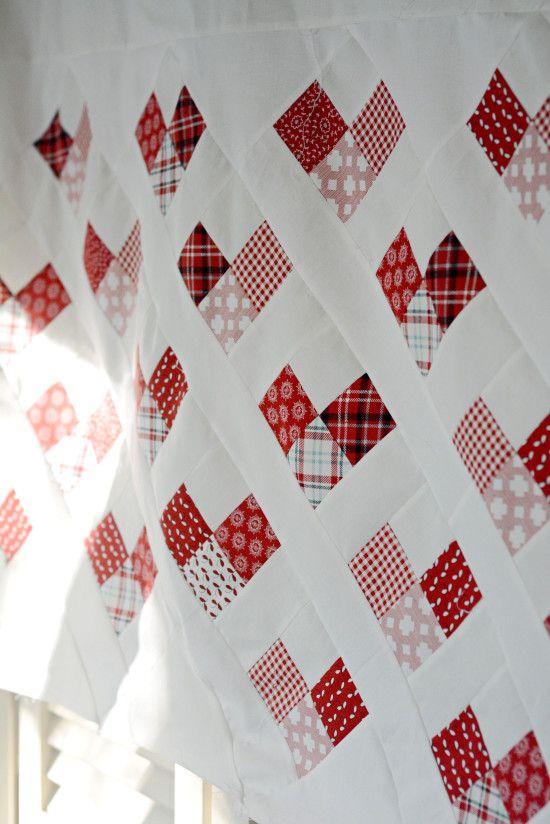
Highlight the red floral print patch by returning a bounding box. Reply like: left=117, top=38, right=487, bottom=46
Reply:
left=214, top=494, right=280, bottom=580
left=259, top=364, right=317, bottom=454
left=493, top=730, right=550, bottom=823
left=376, top=228, right=422, bottom=323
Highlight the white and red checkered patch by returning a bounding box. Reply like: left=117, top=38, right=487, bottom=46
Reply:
left=534, top=96, right=550, bottom=149
left=248, top=638, right=308, bottom=723
left=350, top=80, right=405, bottom=176
left=101, top=556, right=144, bottom=634
left=0, top=298, right=33, bottom=357
left=232, top=221, right=293, bottom=312
left=453, top=398, right=514, bottom=494
left=150, top=132, right=183, bottom=215
left=0, top=490, right=32, bottom=563
left=137, top=387, right=168, bottom=465
left=453, top=772, right=509, bottom=823
left=117, top=221, right=142, bottom=287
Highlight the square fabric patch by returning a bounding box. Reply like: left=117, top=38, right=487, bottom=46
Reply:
left=34, top=111, right=73, bottom=177
left=85, top=513, right=127, bottom=586
left=214, top=494, right=280, bottom=581
left=425, top=232, right=486, bottom=333
left=27, top=383, right=79, bottom=452
left=503, top=123, right=550, bottom=223
left=468, top=69, right=529, bottom=176
left=381, top=582, right=445, bottom=675
left=137, top=388, right=169, bottom=464
left=518, top=414, right=550, bottom=500
left=130, top=527, right=157, bottom=599
left=493, top=730, right=550, bottom=824
left=100, top=556, right=144, bottom=634
left=16, top=263, right=71, bottom=335
left=160, top=483, right=212, bottom=570
left=0, top=298, right=33, bottom=357
left=280, top=693, right=333, bottom=778
left=178, top=222, right=230, bottom=305
left=376, top=228, right=423, bottom=323
left=349, top=523, right=416, bottom=620
left=274, top=81, right=347, bottom=173
left=453, top=772, right=510, bottom=824
left=431, top=706, right=492, bottom=802
left=310, top=657, right=368, bottom=746
left=420, top=541, right=482, bottom=638
left=198, top=269, right=258, bottom=353
left=148, top=347, right=188, bottom=429
left=231, top=221, right=293, bottom=312
left=453, top=398, right=514, bottom=494
left=287, top=416, right=352, bottom=508
left=181, top=537, right=244, bottom=619
left=350, top=80, right=405, bottom=175
left=0, top=490, right=32, bottom=563
left=259, top=364, right=318, bottom=454
left=401, top=283, right=442, bottom=375
left=534, top=96, right=550, bottom=148
left=320, top=373, right=395, bottom=465
left=84, top=223, right=115, bottom=293
left=86, top=394, right=121, bottom=462
left=249, top=639, right=308, bottom=723
left=310, top=130, right=375, bottom=222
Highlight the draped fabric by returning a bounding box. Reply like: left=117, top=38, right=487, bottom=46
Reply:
left=1, top=2, right=550, bottom=821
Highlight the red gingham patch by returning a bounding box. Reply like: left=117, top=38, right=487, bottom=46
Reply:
left=259, top=364, right=318, bottom=454
left=160, top=483, right=211, bottom=570
left=0, top=490, right=32, bottom=562
left=84, top=223, right=114, bottom=293
left=421, top=541, right=482, bottom=638
left=34, top=111, right=73, bottom=178
left=350, top=80, right=405, bottom=175
left=534, top=96, right=550, bottom=149
left=310, top=657, right=368, bottom=746
left=117, top=221, right=142, bottom=287
left=349, top=523, right=416, bottom=619
left=320, top=373, right=395, bottom=466
left=16, top=264, right=71, bottom=335
left=518, top=414, right=550, bottom=501
left=135, top=92, right=167, bottom=173
left=85, top=512, right=128, bottom=586
left=425, top=232, right=486, bottom=333
left=468, top=69, right=529, bottom=176
left=169, top=85, right=206, bottom=168
left=493, top=730, right=550, bottom=823
left=130, top=527, right=157, bottom=599
left=214, top=494, right=280, bottom=581
left=149, top=347, right=188, bottom=430
left=453, top=398, right=514, bottom=494
left=232, top=221, right=293, bottom=312
left=27, top=382, right=78, bottom=452
left=274, top=81, right=347, bottom=174
left=248, top=638, right=307, bottom=723
left=178, top=222, right=229, bottom=305
left=86, top=394, right=122, bottom=462
left=376, top=228, right=422, bottom=323
left=432, top=706, right=492, bottom=803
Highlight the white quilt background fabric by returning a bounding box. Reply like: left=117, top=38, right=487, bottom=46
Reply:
left=1, top=2, right=550, bottom=822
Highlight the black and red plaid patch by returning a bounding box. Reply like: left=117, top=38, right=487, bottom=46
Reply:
left=425, top=232, right=486, bottom=333
left=320, top=373, right=395, bottom=466
left=178, top=222, right=229, bottom=305
left=34, top=111, right=73, bottom=178
left=169, top=86, right=206, bottom=169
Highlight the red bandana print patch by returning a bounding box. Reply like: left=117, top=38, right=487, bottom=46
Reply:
left=178, top=222, right=229, bottom=305
left=376, top=228, right=422, bottom=323
left=0, top=490, right=32, bottom=563
left=518, top=414, right=550, bottom=501
left=34, top=111, right=73, bottom=178
left=85, top=513, right=127, bottom=586
left=274, top=81, right=347, bottom=174
left=420, top=541, right=482, bottom=638
left=432, top=706, right=492, bottom=802
left=310, top=657, right=368, bottom=746
left=259, top=364, right=318, bottom=454
left=214, top=494, right=280, bottom=580
left=493, top=730, right=550, bottom=823
left=130, top=527, right=157, bottom=599
left=17, top=264, right=71, bottom=335
left=248, top=638, right=308, bottom=723
left=27, top=382, right=78, bottom=453
left=160, top=483, right=211, bottom=570
left=425, top=232, right=486, bottom=333
left=149, top=347, right=188, bottom=430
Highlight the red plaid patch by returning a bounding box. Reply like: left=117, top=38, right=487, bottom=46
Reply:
left=131, top=527, right=157, bottom=599
left=27, top=382, right=78, bottom=452
left=274, top=81, right=347, bottom=174
left=493, top=730, right=550, bottom=824
left=432, top=706, right=492, bottom=803
left=248, top=639, right=307, bottom=723
left=178, top=222, right=229, bottom=305
left=86, top=394, right=121, bottom=462
left=84, top=223, right=114, bottom=293
left=349, top=523, right=416, bottom=619
left=518, top=414, right=550, bottom=500
left=232, top=221, right=293, bottom=311
left=421, top=541, right=482, bottom=638
left=160, top=483, right=211, bottom=570
left=468, top=69, right=529, bottom=176
left=350, top=80, right=405, bottom=175
left=454, top=772, right=510, bottom=823
left=17, top=264, right=71, bottom=335
left=34, top=111, right=73, bottom=178
left=453, top=398, right=513, bottom=494
left=311, top=657, right=368, bottom=746
left=425, top=232, right=486, bottom=333
left=534, top=96, right=550, bottom=149
left=320, top=373, right=395, bottom=466
left=215, top=494, right=280, bottom=581
left=117, top=221, right=142, bottom=287
left=376, top=228, right=422, bottom=323
left=169, top=85, right=206, bottom=168
left=85, top=512, right=128, bottom=586
left=101, top=557, right=143, bottom=634
left=259, top=364, right=317, bottom=454
left=0, top=298, right=33, bottom=355
left=135, top=92, right=167, bottom=172
left=0, top=490, right=32, bottom=562
left=149, top=347, right=188, bottom=430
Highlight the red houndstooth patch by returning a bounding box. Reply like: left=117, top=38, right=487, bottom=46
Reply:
left=349, top=523, right=416, bottom=619
left=16, top=264, right=71, bottom=335
left=259, top=364, right=318, bottom=454
left=453, top=398, right=514, bottom=494
left=178, top=222, right=229, bottom=305
left=85, top=513, right=128, bottom=586
left=232, top=221, right=293, bottom=311
left=350, top=80, right=405, bottom=175
left=86, top=394, right=122, bottom=462
left=84, top=223, right=115, bottom=293
left=130, top=527, right=157, bottom=599
left=34, top=111, right=73, bottom=178
left=149, top=347, right=188, bottom=430
left=135, top=92, right=167, bottom=173
left=274, top=81, right=347, bottom=174
left=432, top=705, right=492, bottom=802
left=248, top=638, right=308, bottom=723
left=310, top=657, right=368, bottom=746
left=468, top=69, right=529, bottom=176
left=425, top=232, right=486, bottom=333
left=160, top=483, right=211, bottom=570
left=27, top=382, right=78, bottom=452
left=320, top=373, right=395, bottom=465
left=518, top=414, right=550, bottom=501
left=0, top=490, right=32, bottom=562
left=214, top=494, right=280, bottom=580
left=169, top=85, right=206, bottom=169
left=421, top=541, right=482, bottom=638
left=376, top=228, right=423, bottom=323
left=493, top=730, right=550, bottom=824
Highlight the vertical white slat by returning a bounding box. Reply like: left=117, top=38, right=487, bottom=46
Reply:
left=174, top=764, right=203, bottom=824
left=18, top=696, right=53, bottom=821
left=0, top=690, right=17, bottom=824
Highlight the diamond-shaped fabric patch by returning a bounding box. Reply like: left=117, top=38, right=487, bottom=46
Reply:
left=150, top=131, right=183, bottom=215
left=421, top=541, right=482, bottom=638
left=280, top=693, right=334, bottom=778
left=381, top=582, right=445, bottom=674
left=34, top=111, right=73, bottom=178
left=518, top=413, right=550, bottom=500
left=135, top=92, right=167, bottom=173
left=130, top=527, right=157, bottom=599
left=431, top=706, right=492, bottom=802
left=149, top=347, right=188, bottom=429
left=160, top=483, right=211, bottom=570
left=117, top=221, right=142, bottom=288
left=259, top=364, right=318, bottom=454
left=86, top=394, right=121, bottom=462
left=85, top=513, right=127, bottom=586
left=101, top=556, right=144, bottom=634
left=214, top=494, right=280, bottom=581
left=169, top=85, right=206, bottom=168
left=453, top=398, right=514, bottom=494
left=199, top=269, right=258, bottom=353
left=249, top=638, right=308, bottom=723
left=468, top=69, right=529, bottom=176
left=96, top=260, right=137, bottom=336
left=310, top=657, right=368, bottom=746
left=425, top=232, right=486, bottom=333
left=46, top=429, right=97, bottom=493
left=17, top=263, right=71, bottom=335
left=274, top=81, right=347, bottom=174
left=84, top=223, right=115, bottom=294
left=310, top=130, right=375, bottom=222
left=288, top=416, right=352, bottom=508
left=376, top=228, right=423, bottom=323
left=232, top=221, right=293, bottom=312
left=27, top=383, right=78, bottom=452
left=178, top=222, right=230, bottom=305
left=0, top=298, right=33, bottom=356
left=350, top=80, right=405, bottom=175
left=534, top=96, right=550, bottom=149
left=401, top=283, right=442, bottom=374
left=137, top=388, right=169, bottom=465
left=503, top=124, right=550, bottom=223
left=0, top=490, right=32, bottom=563
left=453, top=772, right=510, bottom=824
left=181, top=537, right=245, bottom=619
left=493, top=730, right=550, bottom=824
